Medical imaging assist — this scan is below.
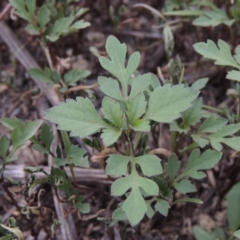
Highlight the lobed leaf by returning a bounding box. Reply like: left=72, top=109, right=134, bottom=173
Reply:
left=144, top=84, right=199, bottom=123
left=154, top=199, right=170, bottom=216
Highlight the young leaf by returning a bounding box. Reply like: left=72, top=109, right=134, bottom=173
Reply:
left=144, top=84, right=199, bottom=123
left=154, top=199, right=170, bottom=216
left=98, top=76, right=124, bottom=101
left=226, top=182, right=240, bottom=231
left=40, top=123, right=54, bottom=150
left=134, top=155, right=163, bottom=177
left=193, top=40, right=240, bottom=69
left=191, top=78, right=209, bottom=90
left=234, top=230, right=240, bottom=239
left=178, top=149, right=222, bottom=180
left=54, top=145, right=88, bottom=168
left=101, top=128, right=122, bottom=146
left=105, top=154, right=131, bottom=177
left=99, top=35, right=140, bottom=96
left=127, top=93, right=149, bottom=131
left=0, top=136, right=9, bottom=161
left=75, top=201, right=90, bottom=214
left=174, top=179, right=196, bottom=194
left=29, top=68, right=54, bottom=85
left=102, top=97, right=122, bottom=128
left=37, top=5, right=50, bottom=29
left=198, top=116, right=228, bottom=133
left=226, top=70, right=240, bottom=82
left=1, top=118, right=24, bottom=130
left=145, top=200, right=154, bottom=218
left=64, top=69, right=90, bottom=86
left=166, top=153, right=181, bottom=182
left=193, top=226, right=219, bottom=240
left=129, top=73, right=151, bottom=98
left=45, top=97, right=109, bottom=138
left=182, top=98, right=202, bottom=127
left=112, top=204, right=128, bottom=221
left=10, top=120, right=42, bottom=149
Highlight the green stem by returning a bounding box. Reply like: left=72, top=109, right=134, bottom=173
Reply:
left=203, top=105, right=223, bottom=113
left=40, top=40, right=53, bottom=70
left=60, top=131, right=71, bottom=155
left=171, top=131, right=177, bottom=153
left=179, top=142, right=198, bottom=154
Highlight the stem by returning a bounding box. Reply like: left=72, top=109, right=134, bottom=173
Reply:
left=203, top=105, right=223, bottom=113
left=179, top=65, right=185, bottom=84
left=171, top=131, right=177, bottom=153
left=40, top=40, right=53, bottom=70
left=60, top=130, right=71, bottom=155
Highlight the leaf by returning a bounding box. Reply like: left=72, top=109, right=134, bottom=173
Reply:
left=10, top=120, right=42, bottom=149
left=198, top=116, right=228, bottom=133
left=134, top=155, right=163, bottom=177
left=54, top=145, right=89, bottom=168
left=111, top=171, right=158, bottom=225
left=53, top=17, right=74, bottom=34
left=102, top=97, right=122, bottom=128
left=154, top=199, right=170, bottom=216
left=45, top=97, right=110, bottom=138
left=172, top=198, right=203, bottom=205
left=178, top=149, right=222, bottom=180
left=64, top=69, right=90, bottom=86
left=122, top=187, right=147, bottom=225
left=191, top=134, right=209, bottom=148
left=145, top=200, right=154, bottom=218
left=191, top=77, right=209, bottom=90
left=166, top=153, right=181, bottom=181
left=0, top=224, right=24, bottom=240
left=40, top=123, right=53, bottom=150
left=226, top=70, right=240, bottom=82
left=101, top=128, right=122, bottom=146
left=234, top=230, right=240, bottom=239
left=0, top=136, right=9, bottom=161
left=129, top=73, right=151, bottom=98
left=25, top=0, right=36, bottom=16
left=193, top=40, right=240, bottom=69
left=29, top=68, right=53, bottom=85
left=193, top=10, right=235, bottom=27
left=1, top=118, right=24, bottom=130
left=182, top=98, right=202, bottom=127
left=226, top=182, right=240, bottom=231
left=37, top=5, right=50, bottom=29
left=69, top=20, right=90, bottom=31
left=112, top=205, right=128, bottom=221
left=25, top=24, right=39, bottom=34
left=9, top=0, right=31, bottom=21
left=105, top=154, right=131, bottom=177
left=127, top=93, right=149, bottom=131
left=144, top=84, right=199, bottom=123
left=174, top=179, right=196, bottom=194
left=193, top=226, right=218, bottom=240
left=99, top=36, right=140, bottom=96
left=75, top=202, right=90, bottom=214
left=98, top=76, right=124, bottom=101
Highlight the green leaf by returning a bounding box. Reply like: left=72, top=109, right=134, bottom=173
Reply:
left=0, top=224, right=24, bottom=240
left=102, top=97, right=122, bottom=128
left=112, top=204, right=128, bottom=221
left=226, top=70, right=240, bottom=82
left=234, top=230, right=240, bottom=239
left=29, top=68, right=54, bottom=85
left=172, top=197, right=203, bottom=205
left=25, top=24, right=39, bottom=34
left=219, top=137, right=240, bottom=151
left=226, top=182, right=240, bottom=231
left=144, top=84, right=199, bottom=123
left=45, top=97, right=109, bottom=138
left=25, top=0, right=36, bottom=16
left=99, top=36, right=140, bottom=96
left=101, top=128, right=122, bottom=146
left=129, top=73, right=151, bottom=98
left=193, top=40, right=240, bottom=69
left=37, top=5, right=50, bottom=29
left=122, top=187, right=147, bottom=225
left=40, top=123, right=53, bottom=150
left=191, top=78, right=209, bottom=90
left=54, top=145, right=89, bottom=168
left=98, top=76, right=124, bottom=101
left=111, top=171, right=158, bottom=225
left=64, top=69, right=90, bottom=86
left=154, top=199, right=170, bottom=216
left=166, top=153, right=181, bottom=181
left=193, top=10, right=235, bottom=27
left=135, top=155, right=163, bottom=177
left=105, top=154, right=131, bottom=177
left=178, top=149, right=222, bottom=180
left=0, top=136, right=9, bottom=161
left=191, top=134, right=209, bottom=148
left=10, top=120, right=42, bottom=149
left=69, top=20, right=90, bottom=31
left=198, top=116, right=228, bottom=133
left=75, top=202, right=90, bottom=214
left=127, top=93, right=149, bottom=131
left=1, top=118, right=24, bottom=130
left=174, top=179, right=196, bottom=194
left=9, top=0, right=31, bottom=21
left=53, top=17, right=74, bottom=34
left=193, top=226, right=218, bottom=240
left=145, top=200, right=154, bottom=218
left=182, top=98, right=202, bottom=126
